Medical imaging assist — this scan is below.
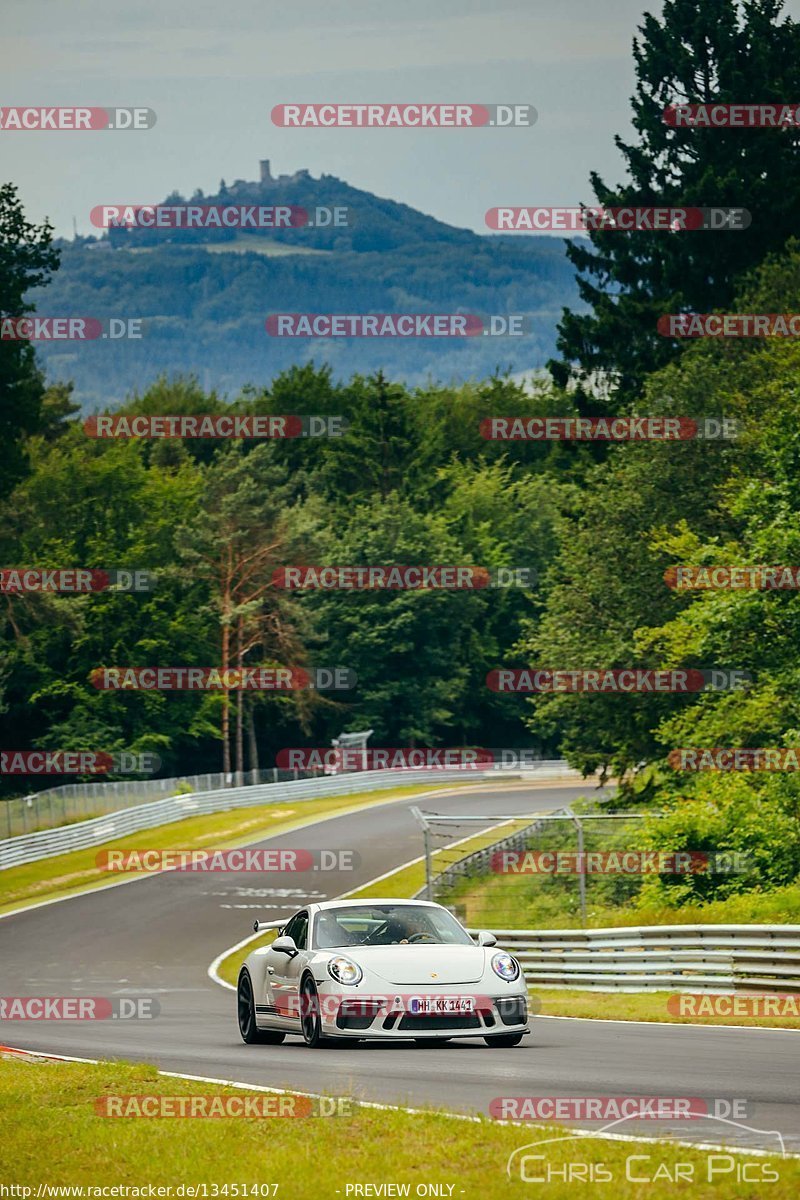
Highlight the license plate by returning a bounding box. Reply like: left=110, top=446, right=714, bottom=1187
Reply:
left=409, top=997, right=474, bottom=1014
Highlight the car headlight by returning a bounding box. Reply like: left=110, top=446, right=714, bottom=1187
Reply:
left=491, top=951, right=520, bottom=982
left=327, top=956, right=363, bottom=985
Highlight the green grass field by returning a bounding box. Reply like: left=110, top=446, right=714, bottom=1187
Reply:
left=1, top=1055, right=794, bottom=1199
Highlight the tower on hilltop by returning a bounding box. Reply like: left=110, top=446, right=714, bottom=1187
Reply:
left=258, top=159, right=310, bottom=186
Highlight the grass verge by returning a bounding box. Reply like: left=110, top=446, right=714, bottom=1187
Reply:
left=0, top=782, right=467, bottom=918
left=0, top=1055, right=794, bottom=1198
left=535, top=988, right=800, bottom=1029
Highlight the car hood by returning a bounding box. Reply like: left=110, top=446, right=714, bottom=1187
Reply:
left=345, top=944, right=487, bottom=985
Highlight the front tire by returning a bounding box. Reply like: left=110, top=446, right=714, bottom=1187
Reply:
left=237, top=968, right=285, bottom=1045
left=300, top=976, right=339, bottom=1048
left=484, top=1032, right=524, bottom=1047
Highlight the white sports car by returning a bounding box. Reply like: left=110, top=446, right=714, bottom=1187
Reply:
left=236, top=898, right=529, bottom=1048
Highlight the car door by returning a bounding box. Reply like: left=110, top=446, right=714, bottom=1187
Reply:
left=263, top=910, right=309, bottom=1028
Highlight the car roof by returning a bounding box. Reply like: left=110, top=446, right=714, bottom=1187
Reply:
left=307, top=898, right=443, bottom=914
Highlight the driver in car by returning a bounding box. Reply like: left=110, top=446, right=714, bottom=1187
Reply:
left=388, top=914, right=434, bottom=944
left=315, top=911, right=356, bottom=948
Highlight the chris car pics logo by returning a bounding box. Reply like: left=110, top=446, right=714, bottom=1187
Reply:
left=505, top=1112, right=785, bottom=1184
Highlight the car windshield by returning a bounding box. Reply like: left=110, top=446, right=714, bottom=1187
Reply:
left=312, top=904, right=474, bottom=949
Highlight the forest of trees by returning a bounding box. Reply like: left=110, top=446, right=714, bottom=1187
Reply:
left=5, top=1, right=800, bottom=913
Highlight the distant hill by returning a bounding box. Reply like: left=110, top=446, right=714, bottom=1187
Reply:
left=28, top=162, right=582, bottom=409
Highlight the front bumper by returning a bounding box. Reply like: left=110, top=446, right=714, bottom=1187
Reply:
left=319, top=988, right=529, bottom=1040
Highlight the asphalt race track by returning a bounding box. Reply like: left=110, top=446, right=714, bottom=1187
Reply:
left=1, top=780, right=798, bottom=1154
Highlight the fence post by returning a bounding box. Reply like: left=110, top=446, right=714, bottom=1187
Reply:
left=423, top=826, right=433, bottom=901
left=565, top=808, right=587, bottom=928
left=576, top=817, right=586, bottom=928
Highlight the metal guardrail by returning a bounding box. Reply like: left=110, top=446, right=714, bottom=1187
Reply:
left=0, top=761, right=574, bottom=871
left=1, top=768, right=316, bottom=838
left=481, top=926, right=800, bottom=992
left=237, top=918, right=800, bottom=996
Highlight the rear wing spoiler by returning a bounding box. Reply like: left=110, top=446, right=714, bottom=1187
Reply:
left=253, top=919, right=285, bottom=934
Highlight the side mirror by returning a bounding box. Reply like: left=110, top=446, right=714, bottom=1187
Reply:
left=477, top=930, right=497, bottom=947
left=271, top=935, right=298, bottom=957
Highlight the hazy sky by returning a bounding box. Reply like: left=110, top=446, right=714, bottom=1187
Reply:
left=4, top=0, right=800, bottom=239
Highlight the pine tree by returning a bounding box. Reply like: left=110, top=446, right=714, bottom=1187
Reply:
left=0, top=184, right=60, bottom=498
left=550, top=0, right=800, bottom=403
left=317, top=371, right=422, bottom=501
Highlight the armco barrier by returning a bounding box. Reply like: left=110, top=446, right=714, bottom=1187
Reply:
left=482, top=925, right=800, bottom=992
left=0, top=761, right=574, bottom=871
left=1, top=768, right=300, bottom=838
left=235, top=920, right=799, bottom=997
